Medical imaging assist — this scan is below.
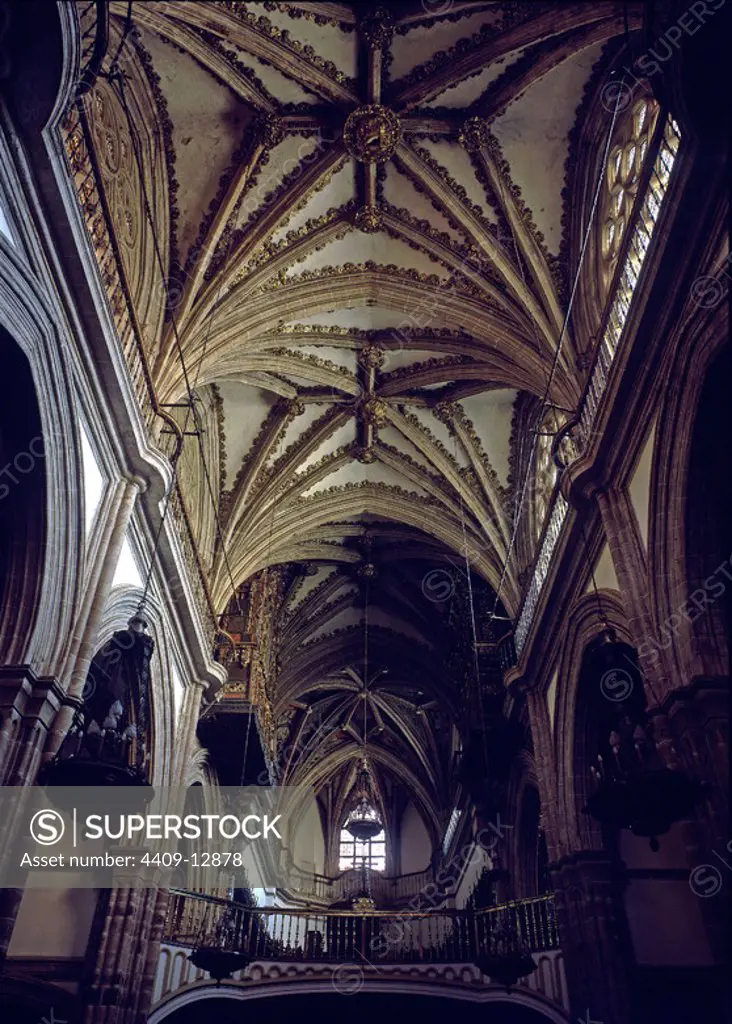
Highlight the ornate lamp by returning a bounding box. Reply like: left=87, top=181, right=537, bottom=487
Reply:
left=474, top=917, right=537, bottom=992
left=345, top=760, right=382, bottom=841
left=583, top=631, right=708, bottom=851
left=188, top=900, right=251, bottom=985
left=39, top=614, right=154, bottom=798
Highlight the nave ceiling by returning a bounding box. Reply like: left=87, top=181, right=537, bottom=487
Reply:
left=78, top=1, right=639, bottom=848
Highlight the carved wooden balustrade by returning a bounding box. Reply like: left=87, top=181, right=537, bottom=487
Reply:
left=163, top=888, right=559, bottom=964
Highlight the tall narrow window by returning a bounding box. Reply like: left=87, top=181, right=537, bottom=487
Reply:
left=600, top=96, right=659, bottom=290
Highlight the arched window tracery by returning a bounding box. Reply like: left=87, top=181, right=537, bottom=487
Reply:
left=600, top=96, right=660, bottom=290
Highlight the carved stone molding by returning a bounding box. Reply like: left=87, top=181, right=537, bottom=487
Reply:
left=360, top=8, right=395, bottom=50
left=458, top=115, right=491, bottom=153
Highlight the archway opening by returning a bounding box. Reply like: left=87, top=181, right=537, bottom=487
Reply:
left=0, top=327, right=46, bottom=662
left=161, top=992, right=562, bottom=1024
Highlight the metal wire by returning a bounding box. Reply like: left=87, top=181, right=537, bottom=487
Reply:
left=488, top=71, right=630, bottom=625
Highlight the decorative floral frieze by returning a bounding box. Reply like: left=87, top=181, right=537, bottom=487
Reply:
left=388, top=4, right=537, bottom=93
left=291, top=480, right=444, bottom=507
left=257, top=261, right=449, bottom=294
left=382, top=353, right=475, bottom=384
left=449, top=400, right=508, bottom=504
left=222, top=398, right=295, bottom=514
left=266, top=346, right=355, bottom=380
left=291, top=444, right=352, bottom=489
left=193, top=28, right=279, bottom=106
left=185, top=133, right=261, bottom=279
left=410, top=143, right=497, bottom=239
left=376, top=441, right=445, bottom=487
left=266, top=404, right=347, bottom=483
left=264, top=1, right=356, bottom=33
left=397, top=409, right=465, bottom=476
left=133, top=37, right=181, bottom=286
left=216, top=1, right=357, bottom=90
left=360, top=7, right=395, bottom=50
left=477, top=129, right=564, bottom=296
left=394, top=2, right=508, bottom=35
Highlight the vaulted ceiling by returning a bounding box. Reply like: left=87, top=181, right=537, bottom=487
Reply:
left=88, top=1, right=639, bottom=855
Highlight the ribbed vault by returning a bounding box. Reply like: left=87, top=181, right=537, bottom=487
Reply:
left=81, top=0, right=637, bottom=865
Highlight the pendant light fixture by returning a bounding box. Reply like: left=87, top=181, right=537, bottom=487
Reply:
left=345, top=758, right=383, bottom=842
left=473, top=917, right=537, bottom=992
left=346, top=575, right=383, bottom=843
left=188, top=893, right=251, bottom=984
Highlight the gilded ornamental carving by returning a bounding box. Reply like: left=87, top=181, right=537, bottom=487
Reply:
left=343, top=105, right=401, bottom=164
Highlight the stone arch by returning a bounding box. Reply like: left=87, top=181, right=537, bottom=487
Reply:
left=0, top=255, right=83, bottom=675
left=649, top=299, right=728, bottom=690
left=149, top=980, right=570, bottom=1024
left=553, top=590, right=632, bottom=855
left=506, top=749, right=544, bottom=899
left=217, top=485, right=518, bottom=615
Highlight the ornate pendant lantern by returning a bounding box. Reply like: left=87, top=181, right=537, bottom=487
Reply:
left=583, top=631, right=708, bottom=851
left=474, top=917, right=537, bottom=992
left=39, top=614, right=154, bottom=796
left=188, top=899, right=251, bottom=984
left=345, top=760, right=382, bottom=841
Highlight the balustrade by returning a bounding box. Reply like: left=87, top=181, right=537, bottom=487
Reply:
left=163, top=888, right=559, bottom=964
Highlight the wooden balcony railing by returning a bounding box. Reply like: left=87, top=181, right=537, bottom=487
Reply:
left=163, top=889, right=560, bottom=963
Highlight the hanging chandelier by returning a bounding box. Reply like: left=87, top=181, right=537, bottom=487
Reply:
left=474, top=917, right=537, bottom=992
left=188, top=899, right=251, bottom=985
left=345, top=760, right=383, bottom=841
left=583, top=631, right=708, bottom=851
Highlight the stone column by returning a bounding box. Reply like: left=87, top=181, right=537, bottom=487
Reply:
left=0, top=478, right=143, bottom=971
left=550, top=852, right=634, bottom=1024
left=79, top=682, right=207, bottom=1022
left=596, top=487, right=729, bottom=970
left=81, top=885, right=164, bottom=1024
left=594, top=487, right=667, bottom=693
left=133, top=887, right=170, bottom=1024
left=0, top=668, right=65, bottom=786
left=0, top=669, right=67, bottom=970
left=172, top=680, right=206, bottom=783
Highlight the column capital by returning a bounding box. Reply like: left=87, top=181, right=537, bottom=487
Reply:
left=122, top=472, right=148, bottom=494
